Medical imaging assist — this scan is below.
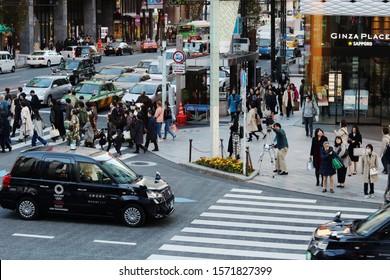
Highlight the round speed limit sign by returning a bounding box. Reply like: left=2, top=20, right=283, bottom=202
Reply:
left=172, top=50, right=186, bottom=64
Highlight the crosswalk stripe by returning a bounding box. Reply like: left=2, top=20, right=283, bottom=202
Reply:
left=191, top=219, right=316, bottom=232
left=147, top=254, right=213, bottom=260
left=200, top=212, right=326, bottom=225
left=181, top=227, right=311, bottom=241
left=217, top=199, right=376, bottom=213
left=224, top=193, right=317, bottom=203
left=158, top=244, right=306, bottom=260
left=230, top=188, right=263, bottom=194
left=171, top=235, right=308, bottom=251
left=209, top=205, right=369, bottom=220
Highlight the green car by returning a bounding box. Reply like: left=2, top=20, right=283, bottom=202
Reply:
left=62, top=80, right=124, bottom=110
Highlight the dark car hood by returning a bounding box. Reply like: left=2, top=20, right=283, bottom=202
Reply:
left=134, top=176, right=168, bottom=191
left=315, top=221, right=355, bottom=239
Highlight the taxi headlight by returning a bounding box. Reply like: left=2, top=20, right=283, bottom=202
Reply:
left=146, top=190, right=165, bottom=203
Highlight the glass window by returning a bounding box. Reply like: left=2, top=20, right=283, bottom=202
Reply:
left=11, top=157, right=37, bottom=178
left=26, top=78, right=52, bottom=88
left=99, top=158, right=138, bottom=184
left=42, top=158, right=73, bottom=182
left=79, top=162, right=111, bottom=184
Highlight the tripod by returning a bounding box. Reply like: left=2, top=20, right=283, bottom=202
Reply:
left=258, top=127, right=276, bottom=178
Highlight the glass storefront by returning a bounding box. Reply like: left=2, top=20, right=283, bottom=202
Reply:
left=305, top=15, right=390, bottom=126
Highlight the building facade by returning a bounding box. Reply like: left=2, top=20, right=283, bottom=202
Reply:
left=301, top=0, right=390, bottom=126
left=19, top=0, right=185, bottom=54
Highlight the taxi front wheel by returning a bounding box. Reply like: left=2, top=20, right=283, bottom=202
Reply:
left=17, top=197, right=40, bottom=220
left=121, top=204, right=145, bottom=227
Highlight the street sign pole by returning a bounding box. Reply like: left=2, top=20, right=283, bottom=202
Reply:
left=161, top=40, right=167, bottom=111
left=210, top=0, right=220, bottom=157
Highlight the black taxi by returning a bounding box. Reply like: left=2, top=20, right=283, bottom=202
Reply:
left=306, top=205, right=390, bottom=259
left=0, top=146, right=174, bottom=227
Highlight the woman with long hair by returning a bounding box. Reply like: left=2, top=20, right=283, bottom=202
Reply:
left=310, top=128, right=328, bottom=186
left=347, top=124, right=362, bottom=176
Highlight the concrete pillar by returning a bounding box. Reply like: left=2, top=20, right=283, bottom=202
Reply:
left=84, top=0, right=97, bottom=40
left=54, top=0, right=67, bottom=43
left=20, top=0, right=34, bottom=54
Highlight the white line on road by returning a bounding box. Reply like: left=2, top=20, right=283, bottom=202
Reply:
left=171, top=235, right=308, bottom=251
left=217, top=199, right=376, bottom=213
left=230, top=188, right=263, bottom=194
left=181, top=227, right=311, bottom=241
left=93, top=239, right=137, bottom=246
left=209, top=205, right=369, bottom=220
left=158, top=244, right=305, bottom=260
left=191, top=219, right=315, bottom=232
left=147, top=254, right=213, bottom=260
left=224, top=193, right=317, bottom=203
left=12, top=233, right=55, bottom=239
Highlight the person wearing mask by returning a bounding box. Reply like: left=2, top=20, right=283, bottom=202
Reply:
left=319, top=141, right=336, bottom=193
left=272, top=123, right=289, bottom=175
left=310, top=128, right=328, bottom=187
left=361, top=144, right=379, bottom=199
left=302, top=95, right=319, bottom=138
left=154, top=101, right=164, bottom=141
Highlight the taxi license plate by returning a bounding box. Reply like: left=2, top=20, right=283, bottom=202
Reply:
left=305, top=251, right=312, bottom=260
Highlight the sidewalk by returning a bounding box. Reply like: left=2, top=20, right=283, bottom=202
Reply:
left=154, top=111, right=387, bottom=206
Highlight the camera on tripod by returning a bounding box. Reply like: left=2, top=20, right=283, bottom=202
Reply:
left=262, top=116, right=274, bottom=131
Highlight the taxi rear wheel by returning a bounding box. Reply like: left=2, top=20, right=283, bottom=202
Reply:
left=17, top=197, right=40, bottom=220
left=121, top=204, right=145, bottom=227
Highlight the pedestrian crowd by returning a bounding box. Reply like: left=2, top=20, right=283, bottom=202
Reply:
left=226, top=75, right=390, bottom=204
left=0, top=87, right=177, bottom=158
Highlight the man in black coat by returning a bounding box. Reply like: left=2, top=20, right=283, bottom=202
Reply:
left=144, top=110, right=158, bottom=152
left=49, top=99, right=66, bottom=141
left=29, top=90, right=41, bottom=117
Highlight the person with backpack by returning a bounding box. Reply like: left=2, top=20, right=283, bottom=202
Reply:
left=163, top=101, right=176, bottom=140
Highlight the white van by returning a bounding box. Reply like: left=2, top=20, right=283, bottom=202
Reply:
left=0, top=51, right=15, bottom=74
left=147, top=59, right=174, bottom=81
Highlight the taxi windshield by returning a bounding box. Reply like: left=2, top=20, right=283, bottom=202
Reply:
left=100, top=157, right=138, bottom=184
left=355, top=205, right=390, bottom=235
left=116, top=75, right=140, bottom=83
left=130, top=84, right=156, bottom=95
left=99, top=68, right=123, bottom=75
left=58, top=60, right=79, bottom=70
left=75, top=83, right=100, bottom=95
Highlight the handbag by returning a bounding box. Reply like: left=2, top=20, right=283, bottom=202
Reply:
left=369, top=167, right=379, bottom=176
left=307, top=158, right=314, bottom=171
left=170, top=123, right=178, bottom=133
left=123, top=130, right=131, bottom=140
left=332, top=156, right=344, bottom=170
left=314, top=115, right=319, bottom=122
left=50, top=125, right=60, bottom=139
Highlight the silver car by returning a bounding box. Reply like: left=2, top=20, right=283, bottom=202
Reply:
left=24, top=75, right=72, bottom=105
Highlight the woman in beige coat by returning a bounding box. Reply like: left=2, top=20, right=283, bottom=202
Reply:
left=247, top=103, right=259, bottom=142
left=18, top=100, right=34, bottom=142
left=361, top=144, right=379, bottom=199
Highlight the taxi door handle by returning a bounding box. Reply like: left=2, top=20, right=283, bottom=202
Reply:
left=77, top=188, right=87, bottom=192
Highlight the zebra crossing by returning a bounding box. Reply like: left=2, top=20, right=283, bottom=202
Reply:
left=4, top=127, right=132, bottom=155
left=147, top=188, right=377, bottom=260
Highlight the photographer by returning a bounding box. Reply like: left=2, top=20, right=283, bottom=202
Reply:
left=272, top=123, right=289, bottom=175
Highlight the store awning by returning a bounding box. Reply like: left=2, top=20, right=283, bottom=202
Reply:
left=0, top=24, right=12, bottom=33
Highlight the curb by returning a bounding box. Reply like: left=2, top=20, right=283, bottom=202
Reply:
left=180, top=162, right=259, bottom=182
